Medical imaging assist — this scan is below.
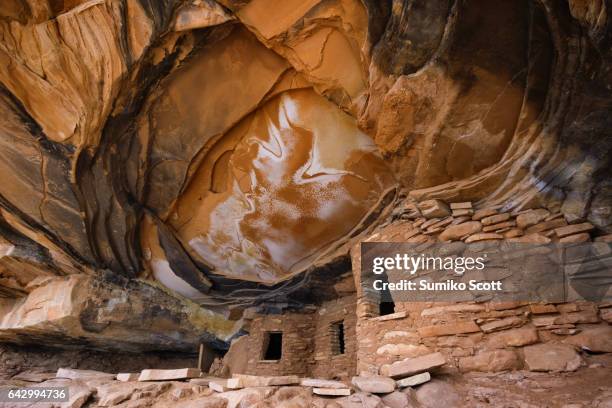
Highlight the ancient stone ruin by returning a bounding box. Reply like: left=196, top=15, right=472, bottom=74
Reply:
left=0, top=0, right=611, bottom=407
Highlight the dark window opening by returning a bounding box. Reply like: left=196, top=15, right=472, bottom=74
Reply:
left=379, top=273, right=396, bottom=316
left=331, top=321, right=345, bottom=355
left=379, top=301, right=395, bottom=316
left=262, top=332, right=283, bottom=360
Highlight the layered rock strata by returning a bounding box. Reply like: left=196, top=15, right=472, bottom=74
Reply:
left=0, top=0, right=610, bottom=351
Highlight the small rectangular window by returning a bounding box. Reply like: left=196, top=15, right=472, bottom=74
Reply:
left=262, top=332, right=283, bottom=360
left=331, top=321, right=345, bottom=355
left=379, top=301, right=395, bottom=316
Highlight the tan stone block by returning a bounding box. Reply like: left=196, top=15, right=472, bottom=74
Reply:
left=554, top=222, right=594, bottom=238
left=418, top=200, right=451, bottom=219
left=529, top=304, right=557, bottom=314
left=300, top=378, right=347, bottom=388
left=559, top=233, right=591, bottom=243
left=458, top=350, right=520, bottom=372
left=481, top=213, right=511, bottom=226
left=450, top=202, right=473, bottom=210
left=418, top=321, right=481, bottom=337
left=485, top=327, right=539, bottom=349
left=556, top=303, right=579, bottom=313
left=351, top=375, right=396, bottom=393
left=523, top=343, right=583, bottom=372
left=190, top=377, right=225, bottom=386
left=464, top=232, right=503, bottom=243
left=139, top=368, right=201, bottom=382
left=532, top=315, right=561, bottom=327
left=313, top=388, right=352, bottom=396
left=439, top=221, right=482, bottom=242
left=516, top=209, right=550, bottom=229
left=209, top=380, right=230, bottom=393
left=452, top=209, right=474, bottom=217
left=381, top=352, right=446, bottom=378
left=479, top=316, right=524, bottom=333
left=376, top=343, right=431, bottom=358
left=396, top=372, right=431, bottom=387
left=472, top=208, right=498, bottom=221
left=420, top=304, right=485, bottom=317
left=503, top=228, right=523, bottom=238
left=370, top=311, right=407, bottom=321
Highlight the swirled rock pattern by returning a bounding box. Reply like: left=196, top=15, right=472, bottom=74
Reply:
left=0, top=0, right=610, bottom=350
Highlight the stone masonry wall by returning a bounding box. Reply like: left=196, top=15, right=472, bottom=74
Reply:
left=244, top=312, right=316, bottom=376
left=355, top=299, right=611, bottom=375
left=311, top=295, right=358, bottom=380
left=241, top=295, right=358, bottom=379
left=352, top=199, right=612, bottom=375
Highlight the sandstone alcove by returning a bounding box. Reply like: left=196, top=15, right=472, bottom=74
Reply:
left=0, top=0, right=611, bottom=406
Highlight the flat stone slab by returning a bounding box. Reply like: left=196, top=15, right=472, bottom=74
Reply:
left=486, top=327, right=539, bottom=349
left=479, top=316, right=524, bottom=333
left=554, top=222, right=594, bottom=238
left=396, top=372, right=431, bottom=388
left=417, top=321, right=481, bottom=337
left=231, top=374, right=299, bottom=387
left=382, top=352, right=446, bottom=378
left=138, top=368, right=201, bottom=381
left=300, top=378, right=347, bottom=388
left=418, top=199, right=451, bottom=218
left=11, top=371, right=56, bottom=382
left=523, top=343, right=583, bottom=372
left=450, top=202, right=473, bottom=210
left=351, top=375, right=396, bottom=393
left=465, top=232, right=503, bottom=243
left=189, top=377, right=224, bottom=386
left=209, top=380, right=230, bottom=393
left=472, top=208, right=498, bottom=221
left=516, top=209, right=550, bottom=229
left=116, top=373, right=140, bottom=382
left=56, top=368, right=115, bottom=380
left=370, top=311, right=407, bottom=321
left=439, top=221, right=482, bottom=241
left=313, top=387, right=352, bottom=396
left=481, top=213, right=510, bottom=226
left=452, top=209, right=474, bottom=217
left=458, top=349, right=520, bottom=372
left=225, top=378, right=245, bottom=389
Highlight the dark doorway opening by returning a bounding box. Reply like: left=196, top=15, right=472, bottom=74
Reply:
left=331, top=321, right=345, bottom=355
left=378, top=272, right=396, bottom=316
left=379, top=301, right=396, bottom=316
left=262, top=332, right=283, bottom=360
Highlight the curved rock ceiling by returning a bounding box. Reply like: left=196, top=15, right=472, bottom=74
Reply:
left=0, top=0, right=610, bottom=313
left=168, top=89, right=394, bottom=285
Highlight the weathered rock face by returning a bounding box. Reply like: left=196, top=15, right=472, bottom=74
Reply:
left=0, top=0, right=610, bottom=350
left=0, top=275, right=240, bottom=351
